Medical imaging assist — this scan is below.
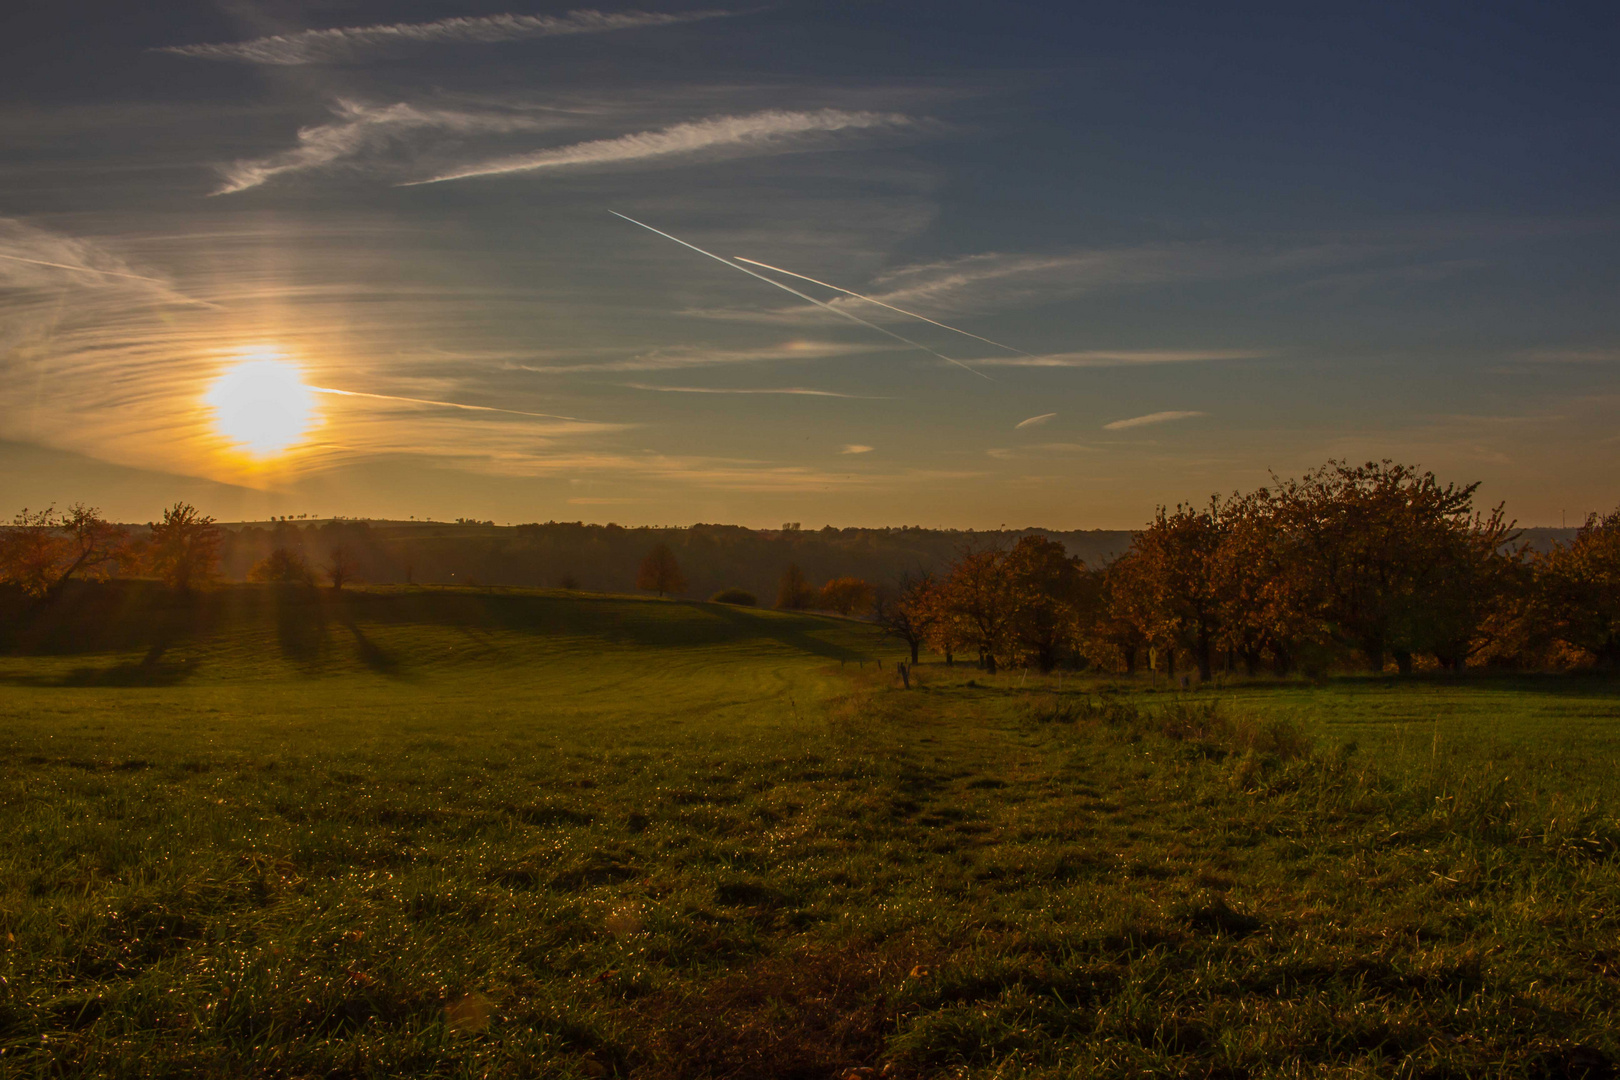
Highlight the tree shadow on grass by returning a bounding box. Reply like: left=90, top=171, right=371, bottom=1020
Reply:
left=0, top=643, right=199, bottom=687
left=345, top=621, right=406, bottom=677
left=273, top=585, right=329, bottom=672
left=701, top=602, right=868, bottom=662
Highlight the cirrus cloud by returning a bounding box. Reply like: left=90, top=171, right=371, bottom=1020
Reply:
left=1102, top=410, right=1207, bottom=431
left=157, top=9, right=737, bottom=65
left=409, top=109, right=912, bottom=184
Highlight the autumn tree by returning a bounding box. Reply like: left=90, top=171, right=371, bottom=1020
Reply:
left=877, top=572, right=940, bottom=665
left=1002, top=535, right=1090, bottom=671
left=1090, top=561, right=1151, bottom=674
left=937, top=546, right=1016, bottom=673
left=818, top=576, right=876, bottom=616
left=1115, top=502, right=1226, bottom=681
left=145, top=502, right=221, bottom=593
left=1211, top=490, right=1324, bottom=676
left=0, top=504, right=126, bottom=599
left=775, top=563, right=815, bottom=610
left=635, top=542, right=686, bottom=598
left=249, top=548, right=315, bottom=585
left=1535, top=507, right=1620, bottom=666
left=1272, top=461, right=1496, bottom=673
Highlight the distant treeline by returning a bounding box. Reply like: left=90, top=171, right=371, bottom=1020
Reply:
left=210, top=520, right=1138, bottom=600
left=0, top=463, right=1606, bottom=675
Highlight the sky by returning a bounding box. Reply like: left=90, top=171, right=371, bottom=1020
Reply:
left=1, top=1, right=1617, bottom=529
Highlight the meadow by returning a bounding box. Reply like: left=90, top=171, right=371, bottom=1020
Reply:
left=0, top=585, right=1617, bottom=1079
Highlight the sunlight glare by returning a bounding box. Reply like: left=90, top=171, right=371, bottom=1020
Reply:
left=204, top=350, right=317, bottom=457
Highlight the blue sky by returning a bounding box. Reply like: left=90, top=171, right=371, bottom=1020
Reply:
left=1, top=1, right=1616, bottom=527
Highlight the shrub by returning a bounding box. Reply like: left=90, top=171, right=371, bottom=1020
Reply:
left=249, top=548, right=314, bottom=586
left=710, top=588, right=756, bottom=606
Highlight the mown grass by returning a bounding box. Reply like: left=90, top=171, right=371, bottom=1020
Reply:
left=0, top=585, right=1617, bottom=1078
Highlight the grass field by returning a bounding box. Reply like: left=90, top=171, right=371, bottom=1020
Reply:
left=1, top=585, right=1617, bottom=1079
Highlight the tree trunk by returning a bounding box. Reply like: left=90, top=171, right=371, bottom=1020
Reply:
left=1394, top=650, right=1413, bottom=676
left=984, top=653, right=998, bottom=675
left=909, top=639, right=920, bottom=665
left=1196, top=633, right=1213, bottom=682
left=1243, top=648, right=1262, bottom=677
left=1123, top=646, right=1137, bottom=676
left=1166, top=650, right=1175, bottom=678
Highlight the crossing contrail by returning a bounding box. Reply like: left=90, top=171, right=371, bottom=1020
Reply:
left=310, top=385, right=592, bottom=422
left=609, top=211, right=992, bottom=381
left=733, top=256, right=1034, bottom=357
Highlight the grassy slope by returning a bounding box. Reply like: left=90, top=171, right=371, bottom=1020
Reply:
left=0, top=586, right=1617, bottom=1079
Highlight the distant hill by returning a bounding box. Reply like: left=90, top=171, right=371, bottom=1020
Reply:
left=208, top=521, right=1138, bottom=600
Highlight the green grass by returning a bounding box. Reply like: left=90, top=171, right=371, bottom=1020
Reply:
left=0, top=585, right=1617, bottom=1078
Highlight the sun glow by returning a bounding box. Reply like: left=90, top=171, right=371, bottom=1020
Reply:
left=204, top=350, right=317, bottom=457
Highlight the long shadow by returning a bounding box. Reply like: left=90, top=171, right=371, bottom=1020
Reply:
left=0, top=650, right=200, bottom=688
left=701, top=602, right=869, bottom=662
left=344, top=621, right=405, bottom=677
left=273, top=585, right=329, bottom=671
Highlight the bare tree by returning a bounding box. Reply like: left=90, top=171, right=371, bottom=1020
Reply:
left=327, top=546, right=361, bottom=591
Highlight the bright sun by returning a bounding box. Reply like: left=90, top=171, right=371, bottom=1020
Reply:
left=204, top=351, right=317, bottom=457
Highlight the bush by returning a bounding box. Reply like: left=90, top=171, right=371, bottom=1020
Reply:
left=249, top=548, right=314, bottom=586
left=711, top=589, right=757, bottom=606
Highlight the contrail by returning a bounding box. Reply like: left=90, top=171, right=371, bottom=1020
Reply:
left=0, top=251, right=225, bottom=309
left=310, top=385, right=592, bottom=422
left=733, top=256, right=1034, bottom=357
left=609, top=211, right=992, bottom=381
left=0, top=251, right=172, bottom=283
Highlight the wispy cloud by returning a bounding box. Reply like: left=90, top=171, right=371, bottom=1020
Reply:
left=841, top=444, right=874, bottom=454
left=978, top=349, right=1259, bottom=368
left=1103, top=410, right=1208, bottom=431
left=0, top=218, right=202, bottom=308
left=410, top=109, right=910, bottom=184
left=214, top=99, right=552, bottom=194
left=1015, top=412, right=1056, bottom=428
left=1519, top=348, right=1620, bottom=364
left=622, top=383, right=877, bottom=397
left=157, top=9, right=737, bottom=65
left=519, top=340, right=888, bottom=373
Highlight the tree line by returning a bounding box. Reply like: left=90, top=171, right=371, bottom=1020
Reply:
left=4, top=462, right=1616, bottom=676
left=875, top=461, right=1620, bottom=676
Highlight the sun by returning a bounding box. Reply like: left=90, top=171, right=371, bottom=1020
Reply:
left=204, top=350, right=317, bottom=457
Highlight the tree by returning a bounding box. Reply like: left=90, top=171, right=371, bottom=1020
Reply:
left=775, top=563, right=815, bottom=609
left=1536, top=507, right=1620, bottom=666
left=1112, top=502, right=1226, bottom=681
left=0, top=504, right=126, bottom=599
left=877, top=572, right=939, bottom=665
left=327, top=546, right=361, bottom=591
left=635, top=542, right=686, bottom=598
left=1002, top=535, right=1089, bottom=672
left=1212, top=490, right=1322, bottom=676
left=1273, top=461, right=1492, bottom=673
left=145, top=502, right=221, bottom=593
left=937, top=546, right=1015, bottom=673
left=0, top=508, right=67, bottom=598
left=249, top=548, right=315, bottom=585
left=818, top=576, right=876, bottom=616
